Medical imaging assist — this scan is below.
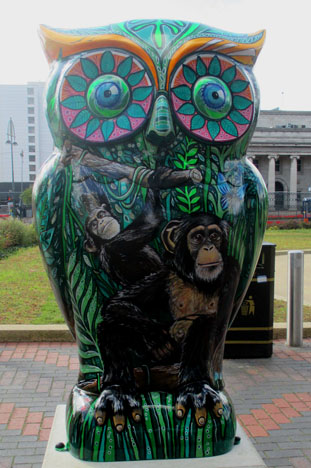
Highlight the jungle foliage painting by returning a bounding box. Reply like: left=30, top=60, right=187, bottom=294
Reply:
left=34, top=19, right=267, bottom=461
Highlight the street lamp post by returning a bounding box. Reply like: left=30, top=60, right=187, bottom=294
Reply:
left=20, top=150, right=24, bottom=194
left=6, top=117, right=18, bottom=201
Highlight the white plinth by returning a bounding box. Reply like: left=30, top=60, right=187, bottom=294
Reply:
left=42, top=405, right=266, bottom=468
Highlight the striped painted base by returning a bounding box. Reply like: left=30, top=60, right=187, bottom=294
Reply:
left=66, top=386, right=236, bottom=462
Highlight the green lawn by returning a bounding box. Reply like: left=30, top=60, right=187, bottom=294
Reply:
left=274, top=299, right=311, bottom=323
left=0, top=228, right=310, bottom=325
left=264, top=228, right=311, bottom=251
left=0, top=247, right=63, bottom=324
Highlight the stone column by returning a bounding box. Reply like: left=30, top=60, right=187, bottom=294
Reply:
left=268, top=155, right=277, bottom=192
left=290, top=155, right=300, bottom=210
left=268, top=155, right=278, bottom=210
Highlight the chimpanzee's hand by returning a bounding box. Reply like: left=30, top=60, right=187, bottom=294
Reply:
left=175, top=382, right=223, bottom=427
left=94, top=385, right=142, bottom=432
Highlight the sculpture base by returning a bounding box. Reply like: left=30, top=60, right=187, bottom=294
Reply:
left=67, top=387, right=236, bottom=461
left=43, top=405, right=266, bottom=467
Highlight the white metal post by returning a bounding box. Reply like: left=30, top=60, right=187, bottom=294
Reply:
left=287, top=250, right=304, bottom=347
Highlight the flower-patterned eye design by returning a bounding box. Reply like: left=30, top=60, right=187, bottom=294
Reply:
left=170, top=54, right=254, bottom=142
left=60, top=50, right=154, bottom=143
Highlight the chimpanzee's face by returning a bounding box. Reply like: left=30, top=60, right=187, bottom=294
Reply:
left=187, top=224, right=224, bottom=282
left=87, top=205, right=120, bottom=240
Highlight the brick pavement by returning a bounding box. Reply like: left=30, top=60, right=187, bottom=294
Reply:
left=0, top=340, right=311, bottom=467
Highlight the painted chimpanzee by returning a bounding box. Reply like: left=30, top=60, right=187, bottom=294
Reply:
left=95, top=213, right=241, bottom=431
left=81, top=191, right=164, bottom=286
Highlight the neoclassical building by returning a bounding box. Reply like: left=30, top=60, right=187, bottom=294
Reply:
left=248, top=110, right=311, bottom=211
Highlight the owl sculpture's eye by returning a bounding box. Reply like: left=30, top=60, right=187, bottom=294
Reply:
left=170, top=54, right=254, bottom=142
left=87, top=75, right=130, bottom=118
left=193, top=77, right=232, bottom=120
left=60, top=50, right=154, bottom=143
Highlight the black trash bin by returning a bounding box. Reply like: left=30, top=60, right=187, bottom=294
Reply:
left=224, top=242, right=276, bottom=358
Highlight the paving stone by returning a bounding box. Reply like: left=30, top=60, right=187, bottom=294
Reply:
left=0, top=458, right=14, bottom=468
left=18, top=440, right=47, bottom=448
left=289, top=458, right=311, bottom=468
left=13, top=455, right=45, bottom=464
left=1, top=339, right=311, bottom=467
left=264, top=450, right=304, bottom=459
left=262, top=458, right=294, bottom=467
left=3, top=447, right=36, bottom=456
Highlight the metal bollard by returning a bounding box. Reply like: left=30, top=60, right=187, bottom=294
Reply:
left=287, top=250, right=304, bottom=347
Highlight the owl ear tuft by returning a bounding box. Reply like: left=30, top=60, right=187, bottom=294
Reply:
left=39, top=24, right=83, bottom=64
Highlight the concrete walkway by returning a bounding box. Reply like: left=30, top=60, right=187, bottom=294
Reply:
left=1, top=341, right=311, bottom=467
left=275, top=251, right=311, bottom=306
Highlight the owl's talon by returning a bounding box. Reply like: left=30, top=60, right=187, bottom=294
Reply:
left=175, top=404, right=186, bottom=419
left=213, top=402, right=223, bottom=418
left=195, top=407, right=207, bottom=427
left=113, top=414, right=125, bottom=432
left=95, top=409, right=106, bottom=426
left=132, top=408, right=143, bottom=423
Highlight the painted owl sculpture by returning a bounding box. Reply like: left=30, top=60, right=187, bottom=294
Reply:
left=34, top=20, right=267, bottom=462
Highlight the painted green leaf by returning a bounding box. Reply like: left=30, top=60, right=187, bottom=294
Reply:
left=75, top=327, right=93, bottom=345
left=132, top=86, right=153, bottom=101
left=187, top=158, right=198, bottom=165
left=70, top=261, right=80, bottom=288
left=233, top=95, right=252, bottom=110
left=191, top=205, right=201, bottom=213
left=87, top=293, right=98, bottom=331
left=78, top=349, right=100, bottom=359
left=177, top=153, right=186, bottom=162
left=230, top=80, right=249, bottom=93
left=172, top=85, right=191, bottom=101
left=208, top=56, right=221, bottom=76
left=178, top=204, right=190, bottom=213
left=81, top=58, right=98, bottom=79
left=229, top=110, right=249, bottom=125
left=70, top=110, right=91, bottom=128
left=221, top=118, right=238, bottom=136
left=81, top=280, right=93, bottom=315
left=117, top=57, right=133, bottom=77
left=75, top=270, right=87, bottom=303
left=100, top=51, right=115, bottom=73
left=61, top=96, right=86, bottom=110
left=128, top=70, right=145, bottom=86
left=83, top=254, right=92, bottom=267
left=191, top=114, right=205, bottom=130
left=187, top=148, right=198, bottom=157
left=191, top=196, right=201, bottom=203
left=177, top=195, right=189, bottom=203
left=178, top=103, right=195, bottom=115
left=116, top=115, right=132, bottom=130
left=101, top=120, right=115, bottom=140
left=189, top=188, right=197, bottom=197
left=127, top=103, right=146, bottom=118
left=221, top=65, right=236, bottom=83
left=175, top=187, right=185, bottom=194
left=183, top=65, right=197, bottom=84
left=80, top=364, right=103, bottom=374
left=86, top=118, right=100, bottom=137
left=66, top=75, right=87, bottom=92
left=174, top=160, right=184, bottom=169
left=207, top=120, right=220, bottom=139
left=196, top=56, right=207, bottom=76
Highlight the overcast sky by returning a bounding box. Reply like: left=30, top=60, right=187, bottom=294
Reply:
left=0, top=0, right=309, bottom=111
